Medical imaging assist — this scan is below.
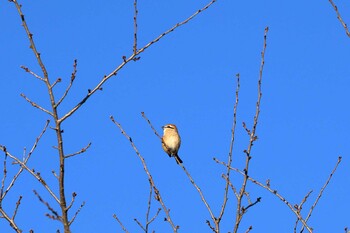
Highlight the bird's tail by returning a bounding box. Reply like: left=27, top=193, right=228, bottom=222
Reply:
left=174, top=154, right=183, bottom=164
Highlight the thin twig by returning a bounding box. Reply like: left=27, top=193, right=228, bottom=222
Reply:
left=148, top=208, right=161, bottom=228
left=1, top=155, right=8, bottom=199
left=0, top=208, right=22, bottom=233
left=12, top=0, right=48, bottom=79
left=59, top=0, right=218, bottom=123
left=133, top=0, right=138, bottom=55
left=28, top=120, right=50, bottom=158
left=222, top=174, right=238, bottom=199
left=56, top=59, right=78, bottom=107
left=141, top=112, right=216, bottom=228
left=2, top=120, right=50, bottom=200
left=66, top=192, right=77, bottom=211
left=179, top=163, right=216, bottom=225
left=20, top=93, right=53, bottom=116
left=245, top=226, right=253, bottom=233
left=294, top=190, right=312, bottom=233
left=12, top=196, right=22, bottom=221
left=141, top=112, right=162, bottom=139
left=233, top=27, right=269, bottom=233
left=0, top=121, right=50, bottom=232
left=21, top=66, right=44, bottom=81
left=68, top=201, right=85, bottom=226
left=0, top=147, right=59, bottom=204
left=64, top=142, right=91, bottom=159
left=214, top=158, right=313, bottom=232
left=328, top=0, right=350, bottom=37
left=51, top=78, right=62, bottom=89
left=110, top=116, right=178, bottom=232
left=33, top=190, right=61, bottom=221
left=146, top=180, right=153, bottom=231
left=300, top=156, right=342, bottom=233
left=217, top=73, right=241, bottom=226
left=144, top=179, right=161, bottom=232
left=113, top=214, right=130, bottom=233
left=134, top=218, right=146, bottom=232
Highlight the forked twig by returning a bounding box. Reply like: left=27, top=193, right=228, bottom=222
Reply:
left=0, top=147, right=59, bottom=204
left=300, top=156, right=342, bottom=233
left=1, top=120, right=50, bottom=200
left=11, top=0, right=48, bottom=79
left=215, top=158, right=313, bottom=232
left=134, top=180, right=161, bottom=232
left=33, top=190, right=61, bottom=221
left=141, top=112, right=216, bottom=230
left=59, top=0, right=218, bottom=123
left=294, top=190, right=312, bottom=233
left=110, top=116, right=178, bottom=232
left=0, top=120, right=50, bottom=232
left=0, top=207, right=22, bottom=233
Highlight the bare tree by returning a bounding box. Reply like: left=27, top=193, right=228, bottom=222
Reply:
left=1, top=0, right=348, bottom=232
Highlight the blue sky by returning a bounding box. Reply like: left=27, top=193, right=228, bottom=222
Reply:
left=1, top=0, right=349, bottom=232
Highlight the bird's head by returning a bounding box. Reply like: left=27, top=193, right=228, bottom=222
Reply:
left=162, top=124, right=178, bottom=134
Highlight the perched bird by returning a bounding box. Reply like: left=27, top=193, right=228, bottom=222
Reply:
left=162, top=124, right=183, bottom=164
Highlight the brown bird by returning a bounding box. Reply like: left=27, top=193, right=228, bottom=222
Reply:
left=162, top=124, right=183, bottom=164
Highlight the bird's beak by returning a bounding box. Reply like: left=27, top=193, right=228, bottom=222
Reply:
left=161, top=126, right=165, bottom=129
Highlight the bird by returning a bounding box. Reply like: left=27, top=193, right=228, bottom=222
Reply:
left=162, top=124, right=183, bottom=164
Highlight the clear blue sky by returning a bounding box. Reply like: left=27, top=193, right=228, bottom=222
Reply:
left=1, top=0, right=349, bottom=232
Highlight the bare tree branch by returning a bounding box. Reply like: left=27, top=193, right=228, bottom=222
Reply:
left=68, top=201, right=85, bottom=226
left=300, top=156, right=342, bottom=233
left=51, top=78, right=62, bottom=89
left=10, top=0, right=75, bottom=230
left=113, top=214, right=130, bottom=233
left=217, top=73, right=241, bottom=225
left=64, top=142, right=91, bottom=159
left=233, top=26, right=269, bottom=233
left=133, top=0, right=138, bottom=55
left=12, top=195, right=22, bottom=221
left=21, top=65, right=44, bottom=81
left=0, top=207, right=22, bottom=233
left=134, top=218, right=146, bottom=232
left=0, top=147, right=59, bottom=204
left=59, top=0, right=218, bottom=123
left=1, top=120, right=49, bottom=200
left=328, top=0, right=350, bottom=37
left=294, top=190, right=312, bottom=233
left=56, top=59, right=78, bottom=107
left=214, top=158, right=313, bottom=232
left=245, top=225, right=253, bottom=233
left=20, top=93, right=53, bottom=116
left=0, top=120, right=50, bottom=232
left=110, top=116, right=179, bottom=232
left=33, top=190, right=61, bottom=221
left=66, top=192, right=77, bottom=211
left=141, top=112, right=217, bottom=230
